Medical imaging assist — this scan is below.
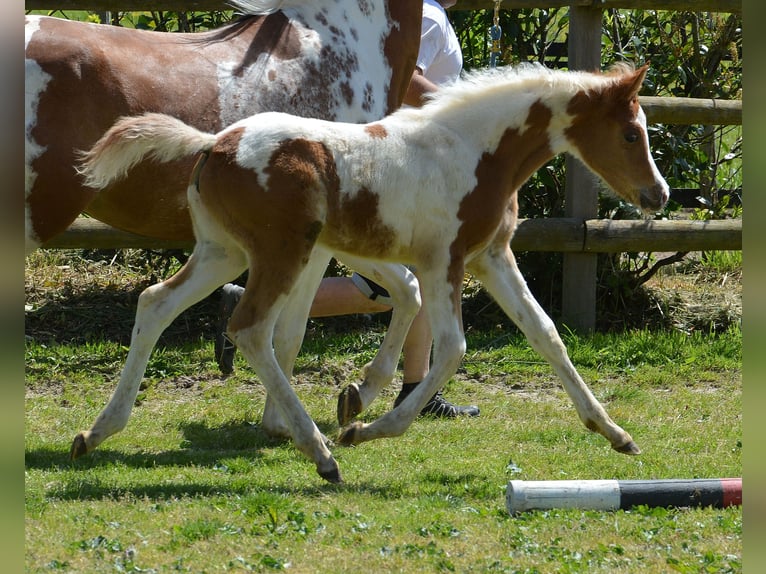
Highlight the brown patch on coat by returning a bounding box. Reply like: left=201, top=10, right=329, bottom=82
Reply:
left=364, top=124, right=388, bottom=139
left=324, top=186, right=397, bottom=258
left=383, top=0, right=421, bottom=113
left=198, top=133, right=340, bottom=329
left=447, top=100, right=555, bottom=309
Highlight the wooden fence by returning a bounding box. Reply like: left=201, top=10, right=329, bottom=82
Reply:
left=27, top=0, right=742, bottom=330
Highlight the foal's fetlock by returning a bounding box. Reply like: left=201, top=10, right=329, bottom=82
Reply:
left=337, top=383, right=362, bottom=426
left=336, top=421, right=363, bottom=446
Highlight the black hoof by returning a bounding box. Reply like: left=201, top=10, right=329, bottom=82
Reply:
left=337, top=384, right=362, bottom=426
left=614, top=440, right=641, bottom=455
left=336, top=422, right=362, bottom=446
left=318, top=465, right=343, bottom=484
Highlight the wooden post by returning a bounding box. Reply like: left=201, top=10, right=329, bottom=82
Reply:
left=561, top=5, right=602, bottom=333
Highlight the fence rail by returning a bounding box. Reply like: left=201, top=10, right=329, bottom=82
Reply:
left=43, top=217, right=742, bottom=253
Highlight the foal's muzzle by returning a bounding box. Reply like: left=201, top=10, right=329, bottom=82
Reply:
left=639, top=183, right=670, bottom=212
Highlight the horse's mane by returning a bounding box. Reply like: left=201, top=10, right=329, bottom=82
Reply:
left=421, top=61, right=638, bottom=111
left=228, top=0, right=314, bottom=16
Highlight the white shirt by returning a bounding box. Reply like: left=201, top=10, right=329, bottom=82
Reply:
left=417, top=0, right=463, bottom=86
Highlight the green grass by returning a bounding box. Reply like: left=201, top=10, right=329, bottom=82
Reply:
left=25, top=249, right=741, bottom=572
left=25, top=324, right=741, bottom=572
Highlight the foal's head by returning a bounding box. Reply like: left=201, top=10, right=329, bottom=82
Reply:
left=565, top=64, right=669, bottom=213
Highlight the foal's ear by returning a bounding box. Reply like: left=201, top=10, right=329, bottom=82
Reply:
left=625, top=64, right=650, bottom=101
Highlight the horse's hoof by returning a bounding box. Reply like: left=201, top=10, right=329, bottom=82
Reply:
left=318, top=461, right=343, bottom=484
left=70, top=433, right=89, bottom=460
left=614, top=440, right=641, bottom=455
left=336, top=421, right=363, bottom=446
left=337, top=384, right=362, bottom=426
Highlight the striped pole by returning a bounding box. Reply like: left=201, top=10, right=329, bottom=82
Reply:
left=506, top=478, right=742, bottom=515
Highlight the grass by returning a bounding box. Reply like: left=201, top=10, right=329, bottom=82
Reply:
left=25, top=251, right=741, bottom=572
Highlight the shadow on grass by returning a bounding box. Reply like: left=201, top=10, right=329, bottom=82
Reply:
left=25, top=417, right=412, bottom=499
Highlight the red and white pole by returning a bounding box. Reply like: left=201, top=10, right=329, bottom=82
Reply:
left=506, top=478, right=742, bottom=515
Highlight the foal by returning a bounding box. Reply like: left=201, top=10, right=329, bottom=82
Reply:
left=26, top=0, right=423, bottom=442
left=78, top=63, right=668, bottom=482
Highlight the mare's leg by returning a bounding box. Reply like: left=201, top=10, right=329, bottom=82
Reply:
left=70, top=240, right=247, bottom=458
left=337, top=265, right=465, bottom=445
left=228, top=251, right=341, bottom=483
left=469, top=244, right=639, bottom=454
left=261, top=248, right=334, bottom=439
left=336, top=258, right=421, bottom=425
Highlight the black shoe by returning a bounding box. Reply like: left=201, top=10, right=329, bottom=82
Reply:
left=394, top=384, right=480, bottom=418
left=215, top=283, right=243, bottom=374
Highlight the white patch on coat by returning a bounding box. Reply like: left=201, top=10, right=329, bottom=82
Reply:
left=216, top=0, right=393, bottom=126
left=25, top=16, right=52, bottom=251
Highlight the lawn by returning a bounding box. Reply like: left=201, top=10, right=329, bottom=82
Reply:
left=25, top=249, right=741, bottom=572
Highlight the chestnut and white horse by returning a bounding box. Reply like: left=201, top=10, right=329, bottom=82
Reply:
left=78, top=63, right=669, bottom=482
left=25, top=0, right=420, bottom=248
left=25, top=0, right=423, bottom=442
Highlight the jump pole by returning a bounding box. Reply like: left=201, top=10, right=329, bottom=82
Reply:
left=506, top=478, right=742, bottom=515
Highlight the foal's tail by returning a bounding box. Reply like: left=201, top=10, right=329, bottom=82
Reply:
left=78, top=112, right=218, bottom=189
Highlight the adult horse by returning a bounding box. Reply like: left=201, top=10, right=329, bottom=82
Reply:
left=25, top=0, right=421, bottom=249
left=78, top=63, right=669, bottom=482
left=26, top=0, right=423, bottom=441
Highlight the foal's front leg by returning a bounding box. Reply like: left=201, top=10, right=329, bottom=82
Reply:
left=262, top=249, right=333, bottom=440
left=337, top=268, right=465, bottom=445
left=470, top=245, right=639, bottom=454
left=336, top=257, right=421, bottom=425
left=229, top=261, right=341, bottom=483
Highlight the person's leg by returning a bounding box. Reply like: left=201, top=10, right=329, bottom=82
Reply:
left=394, top=296, right=479, bottom=418
left=215, top=275, right=391, bottom=373
left=309, top=275, right=391, bottom=317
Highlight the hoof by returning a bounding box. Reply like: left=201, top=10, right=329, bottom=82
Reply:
left=614, top=440, right=641, bottom=455
left=70, top=433, right=89, bottom=460
left=336, top=421, right=363, bottom=446
left=318, top=464, right=343, bottom=484
left=337, top=384, right=362, bottom=426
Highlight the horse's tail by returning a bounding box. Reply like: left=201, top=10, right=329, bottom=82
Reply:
left=77, top=112, right=218, bottom=190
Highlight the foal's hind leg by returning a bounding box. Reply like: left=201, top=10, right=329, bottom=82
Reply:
left=336, top=257, right=421, bottom=425
left=261, top=248, right=334, bottom=440
left=70, top=240, right=247, bottom=458
left=228, top=254, right=341, bottom=483
left=469, top=244, right=639, bottom=454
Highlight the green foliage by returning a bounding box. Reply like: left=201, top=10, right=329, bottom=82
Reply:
left=116, top=10, right=234, bottom=32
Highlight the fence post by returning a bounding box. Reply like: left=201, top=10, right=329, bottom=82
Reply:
left=561, top=5, right=602, bottom=333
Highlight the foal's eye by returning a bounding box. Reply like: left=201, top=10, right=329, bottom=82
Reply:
left=624, top=132, right=639, bottom=144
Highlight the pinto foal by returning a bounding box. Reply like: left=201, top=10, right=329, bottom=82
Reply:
left=26, top=0, right=423, bottom=444
left=77, top=63, right=669, bottom=482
